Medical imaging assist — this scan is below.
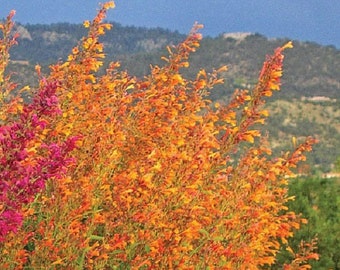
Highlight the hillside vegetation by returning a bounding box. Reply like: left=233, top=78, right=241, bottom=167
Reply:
left=6, top=22, right=340, bottom=171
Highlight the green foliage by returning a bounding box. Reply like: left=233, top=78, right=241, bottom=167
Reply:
left=274, top=176, right=340, bottom=269
left=334, top=157, right=340, bottom=172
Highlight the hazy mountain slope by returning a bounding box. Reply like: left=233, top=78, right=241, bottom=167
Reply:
left=10, top=22, right=185, bottom=63
left=120, top=34, right=339, bottom=99
left=9, top=23, right=339, bottom=98
left=6, top=22, right=340, bottom=171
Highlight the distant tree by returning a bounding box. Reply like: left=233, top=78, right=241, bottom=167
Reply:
left=334, top=156, right=340, bottom=172
left=274, top=176, right=340, bottom=269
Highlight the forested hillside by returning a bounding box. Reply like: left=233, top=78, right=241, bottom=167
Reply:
left=6, top=22, right=340, bottom=171
left=120, top=34, right=339, bottom=99
left=11, top=22, right=185, bottom=63
left=8, top=22, right=340, bottom=98
left=8, top=22, right=185, bottom=86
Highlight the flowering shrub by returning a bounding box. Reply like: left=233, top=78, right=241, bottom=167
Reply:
left=0, top=12, right=78, bottom=244
left=0, top=2, right=318, bottom=269
left=0, top=80, right=79, bottom=241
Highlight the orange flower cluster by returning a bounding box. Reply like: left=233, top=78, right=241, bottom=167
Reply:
left=1, top=2, right=318, bottom=269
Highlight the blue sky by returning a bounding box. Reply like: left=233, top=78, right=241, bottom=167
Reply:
left=1, top=0, right=339, bottom=48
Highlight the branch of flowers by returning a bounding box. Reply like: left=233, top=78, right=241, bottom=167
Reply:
left=0, top=80, right=79, bottom=242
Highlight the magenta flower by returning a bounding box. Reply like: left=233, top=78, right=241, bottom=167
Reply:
left=0, top=80, right=79, bottom=242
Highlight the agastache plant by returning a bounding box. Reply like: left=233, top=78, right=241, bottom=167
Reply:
left=0, top=80, right=79, bottom=242
left=1, top=3, right=319, bottom=268
left=0, top=11, right=79, bottom=242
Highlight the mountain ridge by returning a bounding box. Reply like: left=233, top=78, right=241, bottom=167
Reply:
left=5, top=22, right=340, bottom=171
left=9, top=22, right=339, bottom=99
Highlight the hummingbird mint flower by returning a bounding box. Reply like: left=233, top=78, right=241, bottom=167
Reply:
left=0, top=81, right=79, bottom=242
